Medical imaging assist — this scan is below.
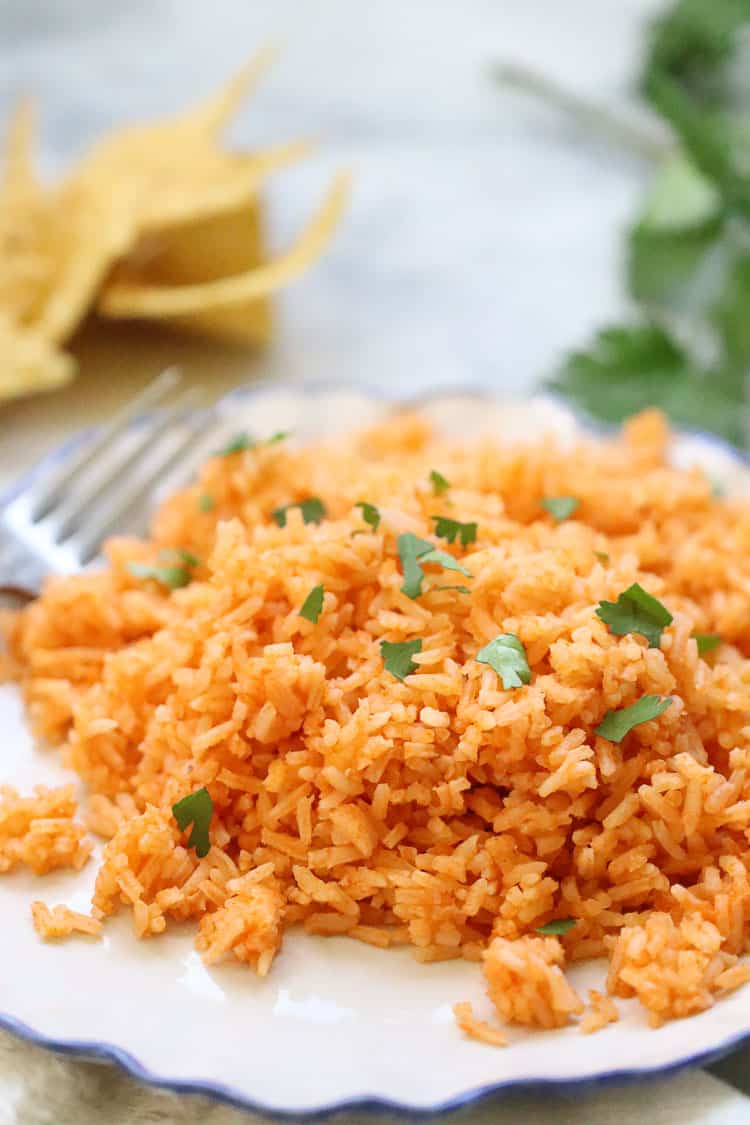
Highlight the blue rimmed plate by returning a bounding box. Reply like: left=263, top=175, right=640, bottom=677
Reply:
left=2, top=381, right=750, bottom=1119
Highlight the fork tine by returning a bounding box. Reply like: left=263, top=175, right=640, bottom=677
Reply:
left=52, top=385, right=202, bottom=542
left=72, top=402, right=221, bottom=564
left=29, top=367, right=182, bottom=520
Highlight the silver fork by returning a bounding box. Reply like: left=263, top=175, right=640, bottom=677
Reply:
left=0, top=369, right=220, bottom=600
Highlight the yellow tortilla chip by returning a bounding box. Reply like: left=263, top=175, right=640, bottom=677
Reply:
left=0, top=311, right=74, bottom=400
left=98, top=171, right=351, bottom=321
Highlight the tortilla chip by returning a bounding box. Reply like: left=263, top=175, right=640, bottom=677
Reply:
left=0, top=312, right=75, bottom=400
left=98, top=171, right=351, bottom=322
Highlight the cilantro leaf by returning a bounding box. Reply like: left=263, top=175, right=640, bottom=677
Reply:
left=397, top=533, right=435, bottom=598
left=596, top=582, right=673, bottom=649
left=300, top=584, right=324, bottom=624
left=216, top=432, right=255, bottom=456
left=380, top=638, right=422, bottom=681
left=397, top=533, right=472, bottom=598
left=172, top=787, right=214, bottom=858
left=267, top=431, right=290, bottom=445
left=595, top=694, right=673, bottom=742
left=432, top=516, right=477, bottom=547
left=355, top=501, right=381, bottom=531
left=273, top=497, right=327, bottom=527
left=430, top=470, right=450, bottom=495
left=128, top=561, right=191, bottom=590
left=694, top=632, right=722, bottom=654
left=536, top=918, right=576, bottom=936
left=476, top=634, right=531, bottom=690
left=549, top=323, right=747, bottom=448
left=540, top=496, right=579, bottom=522
left=198, top=493, right=215, bottom=513
left=160, top=547, right=201, bottom=568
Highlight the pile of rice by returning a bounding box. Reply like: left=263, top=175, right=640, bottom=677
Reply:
left=5, top=409, right=750, bottom=1038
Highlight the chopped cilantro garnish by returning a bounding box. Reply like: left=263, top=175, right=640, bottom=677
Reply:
left=216, top=432, right=255, bottom=456
left=273, top=497, right=327, bottom=527
left=198, top=493, right=215, bottom=513
left=380, top=638, right=422, bottom=681
left=595, top=695, right=672, bottom=742
left=541, top=496, right=580, bottom=522
left=430, top=470, right=450, bottom=495
left=397, top=533, right=471, bottom=598
left=355, top=501, right=381, bottom=531
left=536, top=918, right=576, bottom=936
left=172, top=787, right=213, bottom=857
left=128, top=561, right=191, bottom=590
left=476, top=634, right=531, bottom=690
left=267, top=431, right=290, bottom=445
left=596, top=582, right=673, bottom=649
left=694, top=633, right=721, bottom=656
left=160, top=547, right=201, bottom=568
left=300, top=584, right=324, bottom=624
left=432, top=516, right=477, bottom=548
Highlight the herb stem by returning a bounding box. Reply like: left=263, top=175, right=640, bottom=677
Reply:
left=491, top=60, right=672, bottom=163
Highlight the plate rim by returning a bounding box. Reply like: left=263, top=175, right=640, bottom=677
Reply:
left=2, top=375, right=750, bottom=1119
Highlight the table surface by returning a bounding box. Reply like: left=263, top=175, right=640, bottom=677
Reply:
left=1, top=1, right=750, bottom=1121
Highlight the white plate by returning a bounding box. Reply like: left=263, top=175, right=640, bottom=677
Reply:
left=3, top=382, right=750, bottom=1119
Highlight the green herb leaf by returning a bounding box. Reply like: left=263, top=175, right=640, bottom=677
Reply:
left=596, top=694, right=673, bottom=742
left=536, top=918, right=576, bottom=936
left=540, top=496, right=580, bottom=522
left=694, top=632, right=722, bottom=655
left=267, top=431, right=290, bottom=445
left=300, top=584, right=324, bottom=624
left=430, top=470, right=450, bottom=495
left=397, top=533, right=472, bottom=598
left=216, top=432, right=255, bottom=456
left=432, top=516, right=477, bottom=547
left=355, top=501, right=381, bottom=531
left=549, top=324, right=747, bottom=448
left=273, top=497, right=327, bottom=527
left=476, top=634, right=531, bottom=690
left=198, top=493, right=215, bottom=513
left=172, top=787, right=214, bottom=857
left=380, top=638, right=422, bottom=681
left=433, top=584, right=471, bottom=594
left=128, top=562, right=191, bottom=590
left=159, top=547, right=201, bottom=568
left=596, top=582, right=673, bottom=649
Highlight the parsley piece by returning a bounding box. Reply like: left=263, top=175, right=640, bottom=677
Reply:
left=198, top=493, right=215, bottom=513
left=397, top=533, right=471, bottom=598
left=216, top=432, right=255, bottom=456
left=432, top=516, right=477, bottom=548
left=128, top=561, right=191, bottom=590
left=536, top=918, right=576, bottom=936
left=300, top=584, right=324, bottom=624
left=430, top=470, right=450, bottom=495
left=355, top=501, right=381, bottom=531
left=267, top=431, right=290, bottom=445
left=596, top=695, right=673, bottom=742
left=380, top=638, right=422, bottom=681
left=541, top=496, right=580, bottom=522
left=694, top=632, right=721, bottom=655
left=596, top=582, right=673, bottom=649
left=476, top=634, right=531, bottom=690
left=172, top=787, right=214, bottom=857
left=161, top=547, right=201, bottom=568
left=273, top=497, right=327, bottom=527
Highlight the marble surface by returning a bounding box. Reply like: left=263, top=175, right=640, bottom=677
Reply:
left=3, top=0, right=749, bottom=1121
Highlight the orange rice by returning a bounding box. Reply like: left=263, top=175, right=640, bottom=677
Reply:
left=5, top=408, right=750, bottom=1033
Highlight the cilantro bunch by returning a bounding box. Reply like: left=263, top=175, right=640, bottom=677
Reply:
left=497, top=0, right=750, bottom=447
